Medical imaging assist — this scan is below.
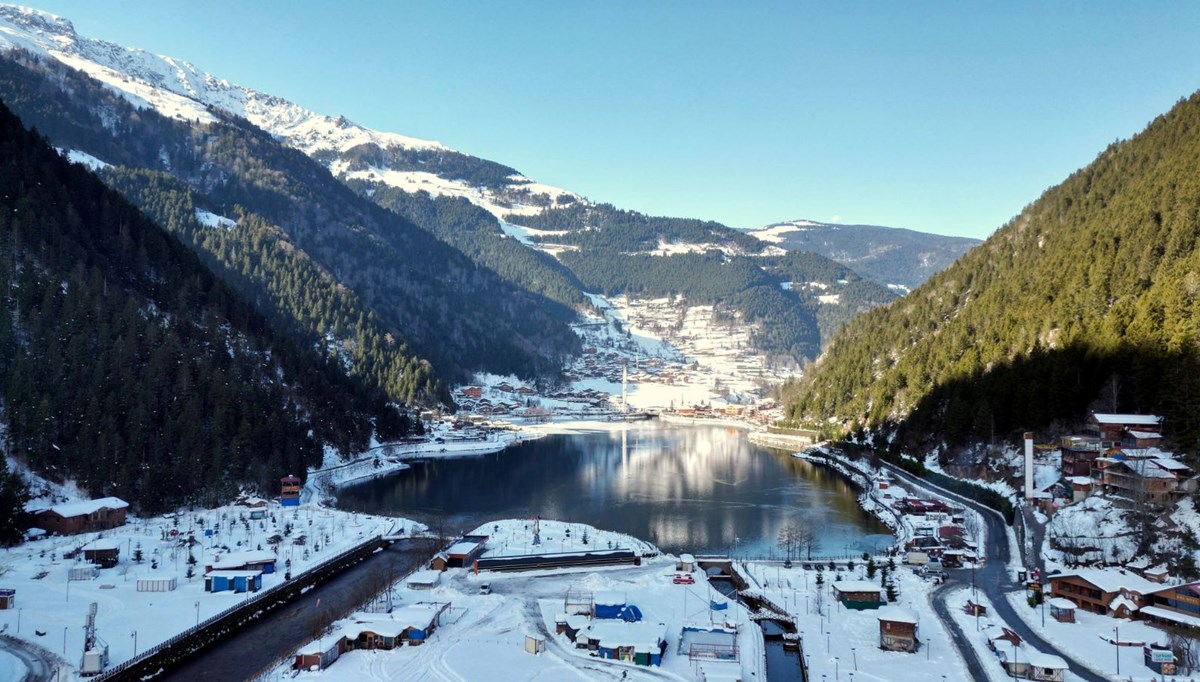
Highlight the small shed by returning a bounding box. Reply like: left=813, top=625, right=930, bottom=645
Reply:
left=136, top=576, right=178, bottom=593
left=678, top=553, right=696, bottom=572
left=406, top=570, right=441, bottom=590
left=292, top=637, right=341, bottom=672
left=832, top=580, right=884, bottom=610
left=430, top=552, right=450, bottom=572
left=204, top=570, right=263, bottom=593
left=1024, top=650, right=1068, bottom=682
left=581, top=620, right=667, bottom=665
left=1047, top=597, right=1076, bottom=623
left=877, top=606, right=919, bottom=652
left=82, top=539, right=121, bottom=569
left=0, top=588, right=14, bottom=609
left=206, top=550, right=277, bottom=575
left=963, top=600, right=987, bottom=617
left=446, top=535, right=488, bottom=568
left=594, top=591, right=628, bottom=619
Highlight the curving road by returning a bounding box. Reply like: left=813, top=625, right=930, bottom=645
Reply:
left=880, top=463, right=1109, bottom=682
left=0, top=634, right=56, bottom=682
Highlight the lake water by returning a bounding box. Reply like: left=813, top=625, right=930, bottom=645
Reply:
left=335, top=423, right=893, bottom=558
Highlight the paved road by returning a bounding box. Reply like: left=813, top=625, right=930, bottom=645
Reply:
left=881, top=463, right=1109, bottom=682
left=0, top=634, right=55, bottom=682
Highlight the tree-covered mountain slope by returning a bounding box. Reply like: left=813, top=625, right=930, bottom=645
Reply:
left=782, top=92, right=1200, bottom=454
left=0, top=98, right=411, bottom=512
left=509, top=202, right=897, bottom=360
left=0, top=51, right=579, bottom=395
left=750, top=219, right=981, bottom=292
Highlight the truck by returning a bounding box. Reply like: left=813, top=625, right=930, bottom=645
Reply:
left=905, top=551, right=930, bottom=566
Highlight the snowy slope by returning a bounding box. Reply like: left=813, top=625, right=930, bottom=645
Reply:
left=0, top=4, right=579, bottom=218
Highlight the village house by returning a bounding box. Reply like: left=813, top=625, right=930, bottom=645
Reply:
left=81, top=538, right=121, bottom=568
left=1047, top=597, right=1077, bottom=623
left=877, top=606, right=919, bottom=652
left=832, top=580, right=884, bottom=610
left=1046, top=570, right=1200, bottom=621
left=1088, top=412, right=1163, bottom=444
left=292, top=604, right=450, bottom=671
left=1091, top=454, right=1195, bottom=506
left=32, top=497, right=129, bottom=535
left=575, top=620, right=668, bottom=666
left=205, top=549, right=277, bottom=575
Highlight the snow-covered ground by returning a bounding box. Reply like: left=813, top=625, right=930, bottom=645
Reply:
left=1003, top=591, right=1197, bottom=681
left=0, top=500, right=420, bottom=675
left=278, top=519, right=757, bottom=681
left=740, top=559, right=967, bottom=681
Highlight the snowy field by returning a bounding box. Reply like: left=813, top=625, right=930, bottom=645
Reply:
left=279, top=518, right=757, bottom=682
left=0, top=501, right=420, bottom=675
left=1004, top=591, right=1198, bottom=681
left=740, top=559, right=968, bottom=682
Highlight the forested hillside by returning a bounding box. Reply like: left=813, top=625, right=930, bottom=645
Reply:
left=782, top=92, right=1200, bottom=454
left=508, top=202, right=895, bottom=360
left=0, top=98, right=406, bottom=513
left=0, top=52, right=579, bottom=395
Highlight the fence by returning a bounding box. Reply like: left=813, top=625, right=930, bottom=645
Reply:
left=92, top=535, right=384, bottom=681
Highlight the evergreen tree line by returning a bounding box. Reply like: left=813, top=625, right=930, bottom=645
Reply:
left=512, top=202, right=764, bottom=254
left=0, top=98, right=404, bottom=514
left=101, top=168, right=450, bottom=406
left=0, top=52, right=578, bottom=390
left=359, top=182, right=587, bottom=314
left=783, top=91, right=1200, bottom=455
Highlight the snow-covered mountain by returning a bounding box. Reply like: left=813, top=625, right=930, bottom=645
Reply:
left=0, top=3, right=579, bottom=217
left=749, top=218, right=980, bottom=291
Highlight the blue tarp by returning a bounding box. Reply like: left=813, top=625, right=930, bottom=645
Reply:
left=618, top=605, right=643, bottom=622
left=710, top=599, right=729, bottom=611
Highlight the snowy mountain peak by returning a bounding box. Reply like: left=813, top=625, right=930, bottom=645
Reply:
left=0, top=3, right=450, bottom=154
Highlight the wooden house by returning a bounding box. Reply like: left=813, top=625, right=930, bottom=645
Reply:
left=81, top=539, right=121, bottom=568
left=832, top=580, right=884, bottom=610
left=32, top=497, right=128, bottom=536
left=877, top=606, right=918, bottom=652
left=0, top=588, right=14, bottom=609
left=1047, top=569, right=1162, bottom=617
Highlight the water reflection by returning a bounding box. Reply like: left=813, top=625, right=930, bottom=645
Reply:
left=336, top=424, right=892, bottom=557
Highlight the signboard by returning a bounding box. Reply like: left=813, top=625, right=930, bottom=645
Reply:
left=1149, top=649, right=1175, bottom=663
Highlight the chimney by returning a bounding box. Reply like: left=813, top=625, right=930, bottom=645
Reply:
left=1024, top=432, right=1034, bottom=499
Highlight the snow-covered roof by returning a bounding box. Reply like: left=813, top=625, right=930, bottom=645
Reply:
left=594, top=590, right=627, bottom=606
left=82, top=538, right=120, bottom=551
left=1109, top=595, right=1139, bottom=613
left=1050, top=569, right=1162, bottom=595
left=1128, top=430, right=1162, bottom=440
left=1141, top=605, right=1200, bottom=628
left=832, top=580, right=883, bottom=594
left=1065, top=476, right=1093, bottom=486
left=1047, top=598, right=1076, bottom=610
left=582, top=620, right=666, bottom=649
left=447, top=541, right=483, bottom=555
left=1154, top=458, right=1191, bottom=471
left=876, top=606, right=918, bottom=624
left=1023, top=650, right=1068, bottom=669
left=407, top=570, right=441, bottom=585
left=36, top=497, right=128, bottom=517
left=208, top=550, right=275, bottom=569
left=1093, top=413, right=1162, bottom=426
left=204, top=570, right=261, bottom=578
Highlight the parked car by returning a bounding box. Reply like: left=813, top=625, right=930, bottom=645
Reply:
left=673, top=573, right=695, bottom=584
left=479, top=583, right=491, bottom=594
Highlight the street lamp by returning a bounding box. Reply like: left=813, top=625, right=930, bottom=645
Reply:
left=131, top=630, right=138, bottom=656
left=834, top=656, right=839, bottom=680
left=63, top=625, right=68, bottom=655
left=1114, top=626, right=1120, bottom=675
left=852, top=647, right=857, bottom=670
left=195, top=600, right=200, bottom=627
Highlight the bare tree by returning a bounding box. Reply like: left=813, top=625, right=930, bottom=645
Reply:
left=796, top=524, right=819, bottom=561
left=1168, top=630, right=1199, bottom=675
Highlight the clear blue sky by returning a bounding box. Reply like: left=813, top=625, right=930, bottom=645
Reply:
left=21, top=1, right=1200, bottom=239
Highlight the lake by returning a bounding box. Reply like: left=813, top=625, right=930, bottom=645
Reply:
left=335, top=423, right=893, bottom=558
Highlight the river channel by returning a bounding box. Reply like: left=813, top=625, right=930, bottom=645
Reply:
left=336, top=423, right=892, bottom=558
